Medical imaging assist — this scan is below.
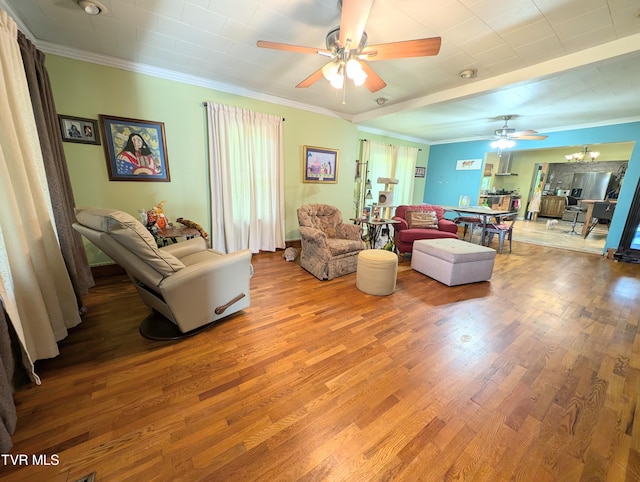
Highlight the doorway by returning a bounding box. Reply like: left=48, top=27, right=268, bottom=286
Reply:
left=482, top=142, right=633, bottom=254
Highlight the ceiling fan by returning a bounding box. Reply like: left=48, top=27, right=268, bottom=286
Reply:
left=490, top=115, right=548, bottom=150
left=256, top=0, right=441, bottom=101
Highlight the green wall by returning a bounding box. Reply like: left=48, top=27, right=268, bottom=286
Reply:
left=46, top=55, right=429, bottom=265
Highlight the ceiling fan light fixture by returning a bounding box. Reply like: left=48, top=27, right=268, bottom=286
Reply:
left=322, top=61, right=338, bottom=80
left=330, top=68, right=344, bottom=89
left=346, top=59, right=367, bottom=86
left=330, top=76, right=344, bottom=89
left=491, top=138, right=515, bottom=150
left=345, top=59, right=362, bottom=77
left=322, top=62, right=344, bottom=88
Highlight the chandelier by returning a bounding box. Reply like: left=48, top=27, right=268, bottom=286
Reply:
left=565, top=145, right=600, bottom=163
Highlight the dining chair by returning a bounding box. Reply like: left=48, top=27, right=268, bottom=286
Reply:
left=454, top=216, right=482, bottom=241
left=482, top=213, right=517, bottom=253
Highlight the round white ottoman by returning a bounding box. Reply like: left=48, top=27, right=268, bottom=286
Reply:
left=356, top=249, right=398, bottom=295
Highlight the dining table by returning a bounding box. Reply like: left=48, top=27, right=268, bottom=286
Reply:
left=441, top=205, right=513, bottom=246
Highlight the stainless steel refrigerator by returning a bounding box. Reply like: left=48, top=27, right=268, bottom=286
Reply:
left=570, top=172, right=611, bottom=200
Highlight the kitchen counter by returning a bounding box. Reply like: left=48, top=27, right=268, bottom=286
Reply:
left=478, top=194, right=520, bottom=212
left=580, top=200, right=617, bottom=237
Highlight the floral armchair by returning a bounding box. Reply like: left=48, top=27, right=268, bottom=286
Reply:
left=297, top=204, right=366, bottom=280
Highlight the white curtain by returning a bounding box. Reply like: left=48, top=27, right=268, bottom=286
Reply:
left=362, top=139, right=419, bottom=205
left=206, top=102, right=285, bottom=253
left=394, top=145, right=419, bottom=204
left=0, top=11, right=81, bottom=384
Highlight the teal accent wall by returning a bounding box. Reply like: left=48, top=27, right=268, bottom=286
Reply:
left=425, top=123, right=640, bottom=253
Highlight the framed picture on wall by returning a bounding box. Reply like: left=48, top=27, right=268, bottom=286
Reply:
left=99, top=114, right=170, bottom=182
left=456, top=159, right=482, bottom=170
left=58, top=115, right=100, bottom=145
left=303, top=145, right=338, bottom=183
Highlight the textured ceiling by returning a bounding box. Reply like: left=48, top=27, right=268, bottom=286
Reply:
left=3, top=0, right=640, bottom=144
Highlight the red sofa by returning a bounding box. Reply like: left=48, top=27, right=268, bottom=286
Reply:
left=392, top=204, right=459, bottom=257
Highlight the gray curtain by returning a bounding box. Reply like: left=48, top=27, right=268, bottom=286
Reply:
left=17, top=32, right=94, bottom=307
left=0, top=302, right=17, bottom=453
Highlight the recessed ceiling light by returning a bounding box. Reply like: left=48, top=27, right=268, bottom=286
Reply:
left=459, top=68, right=477, bottom=79
left=78, top=0, right=108, bottom=15
left=376, top=97, right=387, bottom=105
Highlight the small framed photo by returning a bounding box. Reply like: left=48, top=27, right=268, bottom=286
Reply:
left=303, top=145, right=338, bottom=183
left=99, top=114, right=170, bottom=182
left=414, top=166, right=426, bottom=178
left=58, top=115, right=100, bottom=145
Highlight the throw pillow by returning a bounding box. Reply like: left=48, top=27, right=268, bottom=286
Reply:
left=408, top=210, right=438, bottom=229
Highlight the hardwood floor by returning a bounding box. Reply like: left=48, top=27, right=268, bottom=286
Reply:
left=512, top=218, right=609, bottom=255
left=2, top=242, right=640, bottom=481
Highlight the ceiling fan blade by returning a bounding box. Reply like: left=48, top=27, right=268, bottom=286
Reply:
left=257, top=40, right=331, bottom=56
left=516, top=134, right=548, bottom=140
left=296, top=68, right=325, bottom=89
left=362, top=37, right=442, bottom=60
left=513, top=129, right=538, bottom=136
left=338, top=0, right=373, bottom=50
left=360, top=62, right=386, bottom=92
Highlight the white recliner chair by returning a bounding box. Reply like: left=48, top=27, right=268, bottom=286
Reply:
left=73, top=207, right=253, bottom=339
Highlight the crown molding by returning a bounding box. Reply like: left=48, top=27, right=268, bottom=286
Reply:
left=0, top=1, right=351, bottom=122
left=34, top=38, right=348, bottom=121
left=356, top=125, right=431, bottom=145
left=0, top=0, right=33, bottom=40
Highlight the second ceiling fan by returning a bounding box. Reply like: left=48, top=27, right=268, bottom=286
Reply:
left=256, top=0, right=441, bottom=98
left=490, top=115, right=548, bottom=150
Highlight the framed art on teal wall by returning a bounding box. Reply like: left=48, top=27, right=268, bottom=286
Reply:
left=99, top=114, right=170, bottom=182
left=455, top=159, right=482, bottom=170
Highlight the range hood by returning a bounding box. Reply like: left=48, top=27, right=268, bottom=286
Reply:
left=494, top=151, right=518, bottom=176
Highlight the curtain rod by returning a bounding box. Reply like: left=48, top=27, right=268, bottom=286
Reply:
left=202, top=101, right=284, bottom=121
left=361, top=139, right=422, bottom=151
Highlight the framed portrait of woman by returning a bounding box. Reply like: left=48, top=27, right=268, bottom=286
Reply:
left=99, top=115, right=170, bottom=182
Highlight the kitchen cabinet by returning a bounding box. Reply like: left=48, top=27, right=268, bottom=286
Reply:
left=539, top=195, right=566, bottom=218
left=478, top=195, right=510, bottom=211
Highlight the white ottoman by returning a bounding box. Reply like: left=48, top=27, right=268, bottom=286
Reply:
left=411, top=238, right=496, bottom=286
left=356, top=250, right=398, bottom=295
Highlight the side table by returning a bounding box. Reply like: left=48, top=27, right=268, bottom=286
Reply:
left=153, top=226, right=200, bottom=246
left=365, top=219, right=400, bottom=249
